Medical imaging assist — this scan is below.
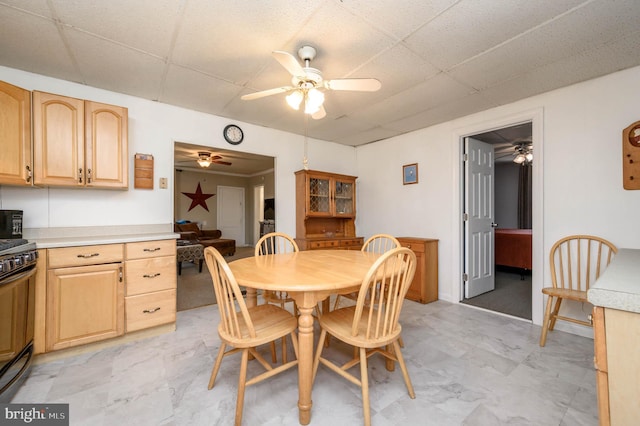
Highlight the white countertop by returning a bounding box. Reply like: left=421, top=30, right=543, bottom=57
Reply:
left=23, top=224, right=179, bottom=249
left=587, top=249, right=640, bottom=313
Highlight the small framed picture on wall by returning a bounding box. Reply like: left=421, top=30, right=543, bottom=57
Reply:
left=403, top=163, right=418, bottom=185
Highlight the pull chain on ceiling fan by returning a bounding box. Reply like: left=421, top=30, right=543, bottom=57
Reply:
left=241, top=45, right=381, bottom=119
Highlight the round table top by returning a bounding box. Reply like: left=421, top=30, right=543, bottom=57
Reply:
left=228, top=249, right=380, bottom=292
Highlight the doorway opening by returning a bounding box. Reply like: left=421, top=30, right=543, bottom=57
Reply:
left=461, top=122, right=533, bottom=320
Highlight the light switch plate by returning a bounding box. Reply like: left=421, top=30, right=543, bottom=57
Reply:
left=159, top=177, right=168, bottom=189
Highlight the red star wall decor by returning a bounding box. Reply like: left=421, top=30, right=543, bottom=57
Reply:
left=182, top=182, right=215, bottom=212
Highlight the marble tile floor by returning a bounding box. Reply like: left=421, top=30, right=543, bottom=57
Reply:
left=12, top=300, right=598, bottom=425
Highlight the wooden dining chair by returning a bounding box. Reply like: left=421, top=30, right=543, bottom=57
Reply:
left=312, top=247, right=416, bottom=426
left=204, top=247, right=299, bottom=426
left=333, top=234, right=401, bottom=310
left=539, top=235, right=617, bottom=347
left=255, top=232, right=299, bottom=362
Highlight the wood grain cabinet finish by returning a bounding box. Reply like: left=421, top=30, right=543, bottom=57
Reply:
left=0, top=80, right=32, bottom=186
left=124, top=240, right=177, bottom=332
left=33, top=91, right=128, bottom=188
left=396, top=237, right=438, bottom=304
left=593, top=306, right=640, bottom=425
left=295, top=169, right=362, bottom=250
left=45, top=245, right=125, bottom=352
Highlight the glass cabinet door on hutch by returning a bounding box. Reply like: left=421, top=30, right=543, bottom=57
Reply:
left=333, top=178, right=355, bottom=216
left=307, top=174, right=331, bottom=216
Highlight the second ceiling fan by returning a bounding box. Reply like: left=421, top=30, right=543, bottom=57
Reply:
left=241, top=45, right=381, bottom=119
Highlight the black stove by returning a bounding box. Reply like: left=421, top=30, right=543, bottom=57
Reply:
left=0, top=239, right=38, bottom=281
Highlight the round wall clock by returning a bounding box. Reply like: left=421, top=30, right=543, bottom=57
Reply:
left=223, top=124, right=244, bottom=145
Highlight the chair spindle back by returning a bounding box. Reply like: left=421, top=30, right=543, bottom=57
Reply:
left=352, top=247, right=416, bottom=340
left=549, top=235, right=617, bottom=292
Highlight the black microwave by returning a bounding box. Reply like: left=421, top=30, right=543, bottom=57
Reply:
left=0, top=210, right=23, bottom=239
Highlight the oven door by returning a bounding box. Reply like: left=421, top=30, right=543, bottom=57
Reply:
left=0, top=266, right=36, bottom=402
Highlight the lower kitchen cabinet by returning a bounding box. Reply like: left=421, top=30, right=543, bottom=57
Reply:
left=396, top=237, right=438, bottom=303
left=124, top=240, right=177, bottom=332
left=593, top=306, right=640, bottom=425
left=39, top=239, right=177, bottom=354
left=46, top=262, right=124, bottom=352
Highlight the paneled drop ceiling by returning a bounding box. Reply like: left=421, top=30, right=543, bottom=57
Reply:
left=1, top=0, right=639, bottom=147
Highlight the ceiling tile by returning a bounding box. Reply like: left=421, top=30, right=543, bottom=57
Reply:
left=404, top=0, right=587, bottom=70
left=339, top=0, right=459, bottom=40
left=0, top=6, right=81, bottom=82
left=161, top=64, right=241, bottom=114
left=52, top=0, right=181, bottom=57
left=65, top=29, right=166, bottom=99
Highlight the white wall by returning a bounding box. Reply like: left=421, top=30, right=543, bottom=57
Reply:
left=356, top=65, right=640, bottom=335
left=0, top=66, right=358, bottom=240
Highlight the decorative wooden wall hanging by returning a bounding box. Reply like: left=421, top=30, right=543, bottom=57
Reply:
left=134, top=153, right=154, bottom=189
left=623, top=120, right=640, bottom=190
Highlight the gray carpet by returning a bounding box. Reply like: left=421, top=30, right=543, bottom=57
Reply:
left=176, top=246, right=254, bottom=311
left=461, top=267, right=532, bottom=319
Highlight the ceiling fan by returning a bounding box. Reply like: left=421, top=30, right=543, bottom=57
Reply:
left=241, top=45, right=381, bottom=119
left=195, top=151, right=232, bottom=168
left=496, top=141, right=533, bottom=164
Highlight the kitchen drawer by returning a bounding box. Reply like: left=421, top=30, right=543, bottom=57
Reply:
left=48, top=244, right=124, bottom=268
left=126, top=239, right=176, bottom=260
left=340, top=238, right=363, bottom=249
left=398, top=238, right=425, bottom=253
left=126, top=289, right=176, bottom=332
left=126, top=256, right=176, bottom=296
left=308, top=240, right=340, bottom=249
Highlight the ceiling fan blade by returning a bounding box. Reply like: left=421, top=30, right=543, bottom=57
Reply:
left=311, top=105, right=326, bottom=120
left=212, top=160, right=232, bottom=166
left=324, top=78, right=381, bottom=92
left=272, top=50, right=306, bottom=77
left=241, top=86, right=293, bottom=101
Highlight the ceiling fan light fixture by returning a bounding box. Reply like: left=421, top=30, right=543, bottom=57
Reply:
left=304, top=88, right=324, bottom=114
left=286, top=90, right=303, bottom=110
left=513, top=154, right=526, bottom=164
left=197, top=158, right=211, bottom=168
left=525, top=152, right=534, bottom=162
left=197, top=151, right=212, bottom=168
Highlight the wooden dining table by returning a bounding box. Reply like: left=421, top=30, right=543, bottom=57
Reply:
left=228, top=249, right=381, bottom=425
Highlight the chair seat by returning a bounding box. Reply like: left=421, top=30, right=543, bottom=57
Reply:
left=219, top=304, right=298, bottom=348
left=541, top=287, right=587, bottom=302
left=318, top=306, right=402, bottom=349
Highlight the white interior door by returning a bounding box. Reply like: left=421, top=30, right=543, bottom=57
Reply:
left=464, top=137, right=496, bottom=298
left=217, top=185, right=245, bottom=246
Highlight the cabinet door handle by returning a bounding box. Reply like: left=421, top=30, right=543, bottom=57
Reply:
left=143, top=273, right=161, bottom=278
left=143, top=307, right=161, bottom=314
left=25, top=165, right=32, bottom=183
left=87, top=168, right=92, bottom=183
left=77, top=253, right=99, bottom=258
left=143, top=247, right=161, bottom=252
left=79, top=168, right=83, bottom=184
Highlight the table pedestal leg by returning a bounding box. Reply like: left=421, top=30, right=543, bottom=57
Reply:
left=297, top=304, right=314, bottom=425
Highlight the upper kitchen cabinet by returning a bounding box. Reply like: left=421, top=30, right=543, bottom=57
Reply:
left=33, top=91, right=128, bottom=189
left=0, top=80, right=32, bottom=186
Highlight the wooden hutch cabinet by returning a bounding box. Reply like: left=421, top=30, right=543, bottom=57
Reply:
left=295, top=169, right=363, bottom=250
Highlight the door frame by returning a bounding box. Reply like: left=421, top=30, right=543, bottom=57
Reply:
left=453, top=108, right=544, bottom=325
